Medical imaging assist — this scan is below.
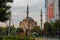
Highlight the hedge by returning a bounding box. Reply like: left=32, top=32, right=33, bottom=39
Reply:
left=0, top=36, right=35, bottom=40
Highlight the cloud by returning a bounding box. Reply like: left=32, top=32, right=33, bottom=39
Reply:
left=12, top=0, right=27, bottom=7
left=11, top=0, right=44, bottom=7
left=0, top=22, right=7, bottom=27
left=28, top=0, right=44, bottom=6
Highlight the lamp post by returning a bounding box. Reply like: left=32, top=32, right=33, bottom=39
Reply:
left=8, top=12, right=11, bottom=36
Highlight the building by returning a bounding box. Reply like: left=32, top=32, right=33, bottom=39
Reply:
left=45, top=0, right=60, bottom=22
left=19, top=5, right=37, bottom=32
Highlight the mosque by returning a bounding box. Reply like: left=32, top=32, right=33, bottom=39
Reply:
left=19, top=5, right=37, bottom=35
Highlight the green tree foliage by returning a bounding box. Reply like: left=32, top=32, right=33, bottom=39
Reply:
left=53, top=20, right=60, bottom=35
left=0, top=26, right=16, bottom=36
left=33, top=26, right=41, bottom=33
left=16, top=28, right=24, bottom=35
left=10, top=26, right=16, bottom=36
left=32, top=26, right=42, bottom=36
left=0, top=27, right=3, bottom=35
left=0, top=0, right=13, bottom=22
left=0, top=27, right=8, bottom=36
left=44, top=22, right=52, bottom=36
left=44, top=20, right=60, bottom=36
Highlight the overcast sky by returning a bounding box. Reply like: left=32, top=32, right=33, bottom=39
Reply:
left=0, top=0, right=45, bottom=27
left=10, top=0, right=45, bottom=28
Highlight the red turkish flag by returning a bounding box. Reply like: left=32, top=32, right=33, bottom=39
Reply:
left=48, top=3, right=54, bottom=19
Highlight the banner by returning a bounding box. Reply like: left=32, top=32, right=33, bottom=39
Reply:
left=48, top=3, right=54, bottom=19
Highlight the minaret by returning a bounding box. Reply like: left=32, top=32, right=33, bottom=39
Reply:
left=41, top=9, right=42, bottom=29
left=40, top=9, right=43, bottom=37
left=26, top=4, right=30, bottom=36
left=26, top=4, right=29, bottom=19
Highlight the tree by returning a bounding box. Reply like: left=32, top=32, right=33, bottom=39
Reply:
left=0, top=0, right=13, bottom=22
left=2, top=27, right=8, bottom=36
left=44, top=22, right=52, bottom=36
left=32, top=26, right=42, bottom=36
left=7, top=26, right=16, bottom=36
left=44, top=20, right=60, bottom=36
left=33, top=26, right=40, bottom=33
left=0, top=27, right=8, bottom=36
left=52, top=20, right=60, bottom=36
left=0, top=27, right=3, bottom=35
left=0, top=26, right=16, bottom=36
left=16, top=28, right=24, bottom=36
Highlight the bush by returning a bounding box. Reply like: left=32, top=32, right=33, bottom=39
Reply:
left=0, top=36, right=3, bottom=40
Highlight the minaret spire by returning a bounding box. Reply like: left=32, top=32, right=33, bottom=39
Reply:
left=41, top=9, right=42, bottom=29
left=26, top=4, right=29, bottom=19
